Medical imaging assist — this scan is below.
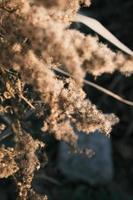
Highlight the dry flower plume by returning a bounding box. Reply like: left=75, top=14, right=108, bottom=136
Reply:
left=0, top=0, right=133, bottom=199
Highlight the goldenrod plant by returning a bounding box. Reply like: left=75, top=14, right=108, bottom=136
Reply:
left=0, top=1, right=133, bottom=199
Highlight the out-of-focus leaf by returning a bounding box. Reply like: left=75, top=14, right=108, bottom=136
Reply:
left=76, top=14, right=133, bottom=56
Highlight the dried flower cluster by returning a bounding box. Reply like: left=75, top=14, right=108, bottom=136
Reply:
left=0, top=0, right=133, bottom=199
left=0, top=147, right=18, bottom=178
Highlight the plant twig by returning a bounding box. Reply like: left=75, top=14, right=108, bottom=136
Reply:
left=17, top=79, right=35, bottom=110
left=54, top=67, right=133, bottom=106
left=20, top=95, right=35, bottom=110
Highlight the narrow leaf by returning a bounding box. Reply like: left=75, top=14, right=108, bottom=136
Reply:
left=76, top=14, right=133, bottom=56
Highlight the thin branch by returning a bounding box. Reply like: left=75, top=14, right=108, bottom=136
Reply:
left=17, top=79, right=35, bottom=110
left=54, top=67, right=133, bottom=106
left=20, top=95, right=35, bottom=110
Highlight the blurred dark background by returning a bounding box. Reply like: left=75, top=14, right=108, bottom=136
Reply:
left=0, top=0, right=133, bottom=199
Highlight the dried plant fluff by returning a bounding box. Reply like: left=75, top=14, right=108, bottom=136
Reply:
left=0, top=0, right=133, bottom=199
